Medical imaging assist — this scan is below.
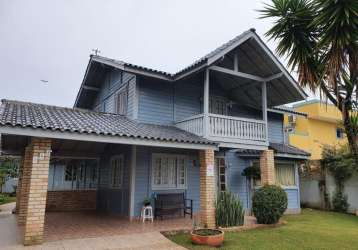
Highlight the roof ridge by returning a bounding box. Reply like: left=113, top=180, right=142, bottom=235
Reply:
left=0, top=99, right=126, bottom=117
left=92, top=29, right=255, bottom=77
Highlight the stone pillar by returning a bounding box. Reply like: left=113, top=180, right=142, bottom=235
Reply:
left=20, top=138, right=52, bottom=246
left=199, top=149, right=215, bottom=228
left=260, top=149, right=275, bottom=185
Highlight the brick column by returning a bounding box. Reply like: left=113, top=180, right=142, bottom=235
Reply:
left=260, top=149, right=275, bottom=185
left=20, top=138, right=52, bottom=246
left=199, top=149, right=216, bottom=228
left=18, top=146, right=33, bottom=225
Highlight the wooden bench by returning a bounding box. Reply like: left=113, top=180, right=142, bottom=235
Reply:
left=154, top=193, right=193, bottom=219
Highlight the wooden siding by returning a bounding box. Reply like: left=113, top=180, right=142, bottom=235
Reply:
left=223, top=150, right=250, bottom=209
left=174, top=81, right=202, bottom=121
left=138, top=79, right=174, bottom=125
left=268, top=112, right=284, bottom=143
left=286, top=189, right=300, bottom=209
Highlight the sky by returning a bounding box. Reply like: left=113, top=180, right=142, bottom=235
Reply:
left=0, top=0, right=311, bottom=108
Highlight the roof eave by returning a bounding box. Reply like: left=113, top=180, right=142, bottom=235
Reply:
left=0, top=125, right=218, bottom=151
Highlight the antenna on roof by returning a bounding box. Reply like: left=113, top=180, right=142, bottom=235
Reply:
left=92, top=48, right=101, bottom=56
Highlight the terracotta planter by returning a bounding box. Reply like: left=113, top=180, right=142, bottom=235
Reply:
left=191, top=229, right=224, bottom=247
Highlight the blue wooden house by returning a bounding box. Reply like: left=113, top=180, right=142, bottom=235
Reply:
left=0, top=29, right=309, bottom=245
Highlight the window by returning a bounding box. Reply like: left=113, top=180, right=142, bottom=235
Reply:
left=152, top=154, right=187, bottom=190
left=215, top=157, right=226, bottom=192
left=275, top=163, right=296, bottom=186
left=64, top=163, right=77, bottom=181
left=50, top=159, right=99, bottom=191
left=336, top=128, right=344, bottom=139
left=116, top=89, right=128, bottom=115
left=110, top=155, right=124, bottom=188
left=250, top=161, right=296, bottom=187
left=210, top=96, right=228, bottom=115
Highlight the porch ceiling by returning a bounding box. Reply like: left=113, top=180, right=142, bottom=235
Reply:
left=212, top=38, right=305, bottom=108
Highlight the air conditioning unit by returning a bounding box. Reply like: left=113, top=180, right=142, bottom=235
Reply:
left=288, top=115, right=297, bottom=125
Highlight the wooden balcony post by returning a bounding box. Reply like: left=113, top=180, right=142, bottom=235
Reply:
left=203, top=68, right=210, bottom=138
left=262, top=81, right=268, bottom=142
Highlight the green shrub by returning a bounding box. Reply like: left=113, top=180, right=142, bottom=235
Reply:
left=332, top=191, right=349, bottom=212
left=252, top=185, right=288, bottom=224
left=215, top=191, right=244, bottom=227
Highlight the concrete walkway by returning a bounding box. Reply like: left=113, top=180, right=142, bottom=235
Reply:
left=0, top=203, right=186, bottom=250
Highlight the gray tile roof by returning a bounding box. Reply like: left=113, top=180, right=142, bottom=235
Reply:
left=237, top=142, right=310, bottom=157
left=91, top=29, right=254, bottom=79
left=0, top=100, right=215, bottom=145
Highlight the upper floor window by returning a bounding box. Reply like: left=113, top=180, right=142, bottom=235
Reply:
left=116, top=89, right=128, bottom=115
left=152, top=154, right=187, bottom=190
left=336, top=128, right=344, bottom=139
left=210, top=96, right=228, bottom=115
left=110, top=155, right=124, bottom=189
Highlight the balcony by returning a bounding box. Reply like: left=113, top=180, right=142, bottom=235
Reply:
left=175, top=113, right=267, bottom=148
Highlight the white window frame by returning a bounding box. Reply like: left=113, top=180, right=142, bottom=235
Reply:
left=151, top=153, right=187, bottom=190
left=110, top=155, right=124, bottom=189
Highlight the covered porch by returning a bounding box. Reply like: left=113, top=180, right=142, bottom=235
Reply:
left=0, top=132, right=217, bottom=246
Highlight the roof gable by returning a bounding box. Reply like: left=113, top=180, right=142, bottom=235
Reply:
left=75, top=29, right=307, bottom=108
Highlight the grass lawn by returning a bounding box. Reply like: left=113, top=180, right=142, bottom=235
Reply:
left=0, top=194, right=16, bottom=206
left=168, top=209, right=358, bottom=250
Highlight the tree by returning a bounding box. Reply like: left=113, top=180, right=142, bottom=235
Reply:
left=260, top=0, right=358, bottom=163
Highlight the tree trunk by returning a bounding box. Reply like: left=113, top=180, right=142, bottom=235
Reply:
left=342, top=109, right=358, bottom=165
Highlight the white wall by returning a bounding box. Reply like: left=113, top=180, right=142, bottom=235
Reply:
left=326, top=172, right=358, bottom=214
left=301, top=171, right=358, bottom=214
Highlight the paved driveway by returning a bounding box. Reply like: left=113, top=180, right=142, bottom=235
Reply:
left=0, top=203, right=186, bottom=250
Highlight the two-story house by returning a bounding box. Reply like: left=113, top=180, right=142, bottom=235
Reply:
left=0, top=29, right=309, bottom=246
left=284, top=99, right=347, bottom=162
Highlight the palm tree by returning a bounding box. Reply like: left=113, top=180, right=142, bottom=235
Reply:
left=259, top=0, right=358, bottom=163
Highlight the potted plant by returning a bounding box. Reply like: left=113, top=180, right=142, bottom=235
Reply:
left=191, top=228, right=224, bottom=247
left=143, top=197, right=151, bottom=207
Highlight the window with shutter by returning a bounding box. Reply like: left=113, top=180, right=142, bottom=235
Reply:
left=116, top=89, right=128, bottom=115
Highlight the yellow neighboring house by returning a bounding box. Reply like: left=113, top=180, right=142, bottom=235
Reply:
left=284, top=100, right=347, bottom=161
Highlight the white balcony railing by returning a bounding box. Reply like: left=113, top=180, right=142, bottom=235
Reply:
left=175, top=114, right=205, bottom=137
left=175, top=114, right=267, bottom=144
